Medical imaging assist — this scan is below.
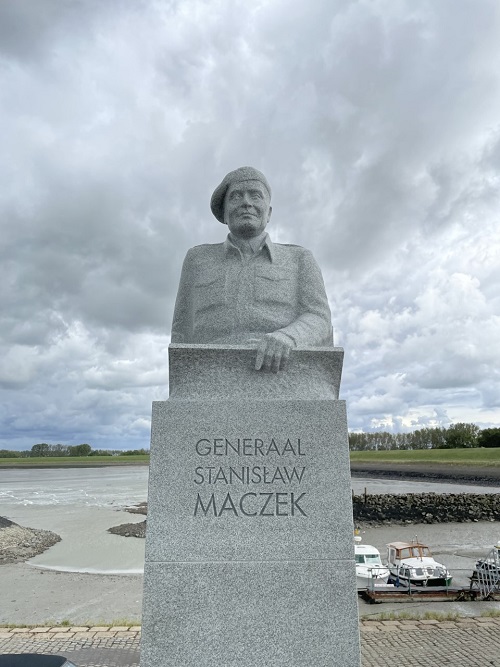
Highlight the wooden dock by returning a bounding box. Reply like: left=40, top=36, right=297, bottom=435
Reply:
left=359, top=584, right=500, bottom=604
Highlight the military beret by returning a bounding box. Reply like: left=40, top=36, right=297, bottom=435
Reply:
left=210, top=166, right=272, bottom=223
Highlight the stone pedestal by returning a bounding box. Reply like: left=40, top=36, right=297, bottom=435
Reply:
left=141, top=345, right=360, bottom=667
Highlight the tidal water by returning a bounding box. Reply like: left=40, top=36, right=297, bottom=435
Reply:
left=0, top=466, right=148, bottom=574
left=1, top=466, right=499, bottom=574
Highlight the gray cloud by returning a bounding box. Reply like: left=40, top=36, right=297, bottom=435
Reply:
left=1, top=0, right=500, bottom=449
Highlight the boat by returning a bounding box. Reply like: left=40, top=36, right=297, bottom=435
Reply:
left=386, top=540, right=452, bottom=587
left=354, top=535, right=390, bottom=589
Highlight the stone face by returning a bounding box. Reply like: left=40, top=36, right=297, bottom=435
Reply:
left=141, top=346, right=361, bottom=667
left=210, top=166, right=272, bottom=223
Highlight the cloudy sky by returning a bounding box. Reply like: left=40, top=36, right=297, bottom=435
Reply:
left=1, top=0, right=500, bottom=451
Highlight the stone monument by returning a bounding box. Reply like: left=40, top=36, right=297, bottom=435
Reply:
left=141, top=167, right=361, bottom=666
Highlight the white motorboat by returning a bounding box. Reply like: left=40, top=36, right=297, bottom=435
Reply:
left=386, top=540, right=452, bottom=587
left=354, top=536, right=390, bottom=589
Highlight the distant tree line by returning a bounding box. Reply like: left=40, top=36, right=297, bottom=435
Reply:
left=349, top=424, right=500, bottom=451
left=2, top=426, right=500, bottom=457
left=0, top=444, right=150, bottom=458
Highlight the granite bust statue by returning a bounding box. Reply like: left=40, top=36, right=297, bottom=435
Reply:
left=171, top=166, right=333, bottom=372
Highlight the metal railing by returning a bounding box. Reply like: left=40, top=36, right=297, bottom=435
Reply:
left=470, top=546, right=500, bottom=600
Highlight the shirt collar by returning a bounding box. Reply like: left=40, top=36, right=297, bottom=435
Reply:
left=224, top=232, right=275, bottom=262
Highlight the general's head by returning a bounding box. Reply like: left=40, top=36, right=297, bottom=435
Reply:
left=210, top=166, right=272, bottom=239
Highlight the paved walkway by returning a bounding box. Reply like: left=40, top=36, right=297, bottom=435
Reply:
left=1, top=619, right=500, bottom=666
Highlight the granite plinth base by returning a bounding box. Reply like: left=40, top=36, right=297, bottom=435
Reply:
left=141, top=561, right=359, bottom=667
left=141, top=346, right=360, bottom=666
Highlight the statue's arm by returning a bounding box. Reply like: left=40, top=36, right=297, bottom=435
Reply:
left=254, top=249, right=333, bottom=372
left=277, top=249, right=333, bottom=346
left=170, top=250, right=194, bottom=343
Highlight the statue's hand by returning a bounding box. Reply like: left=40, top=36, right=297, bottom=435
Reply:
left=254, top=332, right=295, bottom=373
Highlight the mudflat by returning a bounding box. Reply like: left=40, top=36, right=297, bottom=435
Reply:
left=1, top=464, right=498, bottom=625
left=2, top=519, right=500, bottom=625
left=0, top=563, right=143, bottom=625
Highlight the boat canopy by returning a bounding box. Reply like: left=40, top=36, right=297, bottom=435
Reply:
left=387, top=542, right=431, bottom=559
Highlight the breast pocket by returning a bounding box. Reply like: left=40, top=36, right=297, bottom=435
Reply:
left=194, top=271, right=226, bottom=315
left=255, top=268, right=295, bottom=308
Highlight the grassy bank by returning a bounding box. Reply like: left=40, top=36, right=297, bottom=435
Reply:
left=3, top=448, right=500, bottom=468
left=350, top=447, right=500, bottom=466
left=0, top=455, right=149, bottom=467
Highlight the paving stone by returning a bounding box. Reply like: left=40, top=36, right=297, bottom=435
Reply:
left=30, top=627, right=51, bottom=633
left=399, top=620, right=420, bottom=625
left=2, top=620, right=500, bottom=667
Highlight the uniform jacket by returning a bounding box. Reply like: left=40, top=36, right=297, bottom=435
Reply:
left=171, top=235, right=333, bottom=346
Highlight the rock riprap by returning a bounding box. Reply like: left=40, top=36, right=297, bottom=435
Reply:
left=352, top=492, right=500, bottom=524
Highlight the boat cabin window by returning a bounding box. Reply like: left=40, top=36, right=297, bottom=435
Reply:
left=365, top=554, right=381, bottom=563
left=399, top=545, right=430, bottom=559
left=355, top=554, right=365, bottom=564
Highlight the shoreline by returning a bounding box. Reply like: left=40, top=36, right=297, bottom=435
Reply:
left=350, top=462, right=500, bottom=486
left=2, top=460, right=499, bottom=482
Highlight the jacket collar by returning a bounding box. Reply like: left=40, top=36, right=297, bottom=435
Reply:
left=224, top=232, right=275, bottom=262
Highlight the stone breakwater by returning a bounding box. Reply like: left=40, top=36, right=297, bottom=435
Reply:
left=353, top=492, right=500, bottom=525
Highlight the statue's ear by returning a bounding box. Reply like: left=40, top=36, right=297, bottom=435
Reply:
left=267, top=206, right=273, bottom=224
